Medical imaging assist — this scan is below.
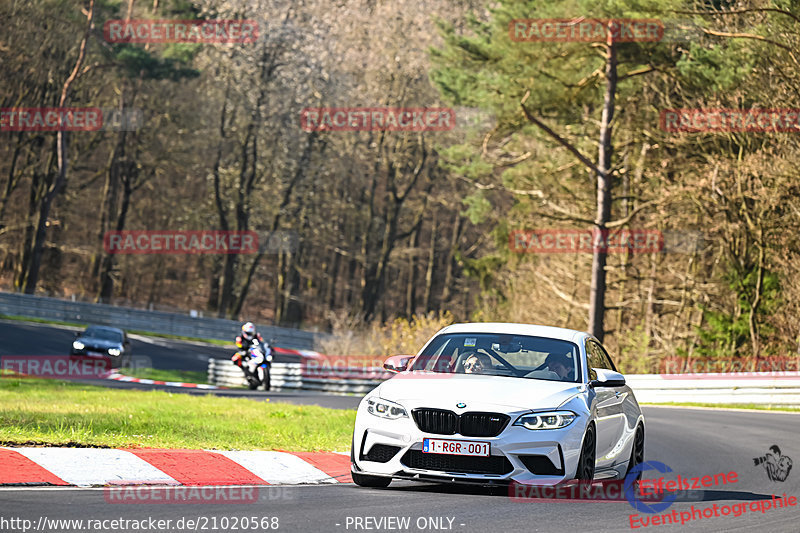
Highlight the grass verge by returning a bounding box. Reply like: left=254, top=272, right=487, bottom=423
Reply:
left=642, top=402, right=800, bottom=412
left=0, top=377, right=355, bottom=451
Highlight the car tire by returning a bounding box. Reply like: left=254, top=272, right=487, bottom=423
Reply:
left=351, top=471, right=391, bottom=488
left=625, top=424, right=645, bottom=481
left=575, top=423, right=596, bottom=481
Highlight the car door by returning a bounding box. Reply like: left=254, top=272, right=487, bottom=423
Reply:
left=586, top=340, right=626, bottom=471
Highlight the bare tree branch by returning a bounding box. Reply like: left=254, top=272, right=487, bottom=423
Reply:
left=520, top=90, right=605, bottom=177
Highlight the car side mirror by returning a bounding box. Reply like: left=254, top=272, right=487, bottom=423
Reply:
left=589, top=368, right=626, bottom=388
left=383, top=355, right=413, bottom=373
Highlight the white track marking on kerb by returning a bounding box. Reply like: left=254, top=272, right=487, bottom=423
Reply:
left=9, top=448, right=178, bottom=487
left=217, top=451, right=338, bottom=484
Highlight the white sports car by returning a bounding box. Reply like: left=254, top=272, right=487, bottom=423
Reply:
left=351, top=323, right=645, bottom=488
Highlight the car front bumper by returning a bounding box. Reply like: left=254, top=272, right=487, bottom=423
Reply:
left=352, top=405, right=588, bottom=485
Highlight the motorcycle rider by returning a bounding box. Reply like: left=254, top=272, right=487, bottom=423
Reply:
left=232, top=322, right=272, bottom=378
left=235, top=322, right=264, bottom=353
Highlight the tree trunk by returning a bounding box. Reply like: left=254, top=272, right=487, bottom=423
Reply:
left=588, top=37, right=617, bottom=342
left=405, top=220, right=421, bottom=317
left=97, top=159, right=134, bottom=302
left=440, top=212, right=462, bottom=306
left=23, top=0, right=95, bottom=294
left=423, top=213, right=437, bottom=312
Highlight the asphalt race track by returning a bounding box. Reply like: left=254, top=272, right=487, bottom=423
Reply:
left=0, top=319, right=277, bottom=372
left=2, top=320, right=799, bottom=531
left=2, top=408, right=798, bottom=532
left=0, top=320, right=361, bottom=408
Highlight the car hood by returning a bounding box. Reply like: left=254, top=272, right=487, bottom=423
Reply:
left=77, top=337, right=121, bottom=349
left=376, top=372, right=584, bottom=411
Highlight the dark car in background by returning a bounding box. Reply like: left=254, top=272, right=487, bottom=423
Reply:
left=70, top=326, right=131, bottom=369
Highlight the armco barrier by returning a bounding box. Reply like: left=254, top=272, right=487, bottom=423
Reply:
left=206, top=359, right=800, bottom=405
left=625, top=372, right=800, bottom=406
left=0, top=291, right=326, bottom=350
left=207, top=359, right=386, bottom=394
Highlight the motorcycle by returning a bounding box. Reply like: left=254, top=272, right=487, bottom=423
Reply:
left=232, top=340, right=272, bottom=390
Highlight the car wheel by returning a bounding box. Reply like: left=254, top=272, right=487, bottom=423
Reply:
left=625, top=424, right=645, bottom=480
left=351, top=471, right=391, bottom=488
left=575, top=423, right=596, bottom=481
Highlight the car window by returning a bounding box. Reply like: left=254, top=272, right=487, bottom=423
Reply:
left=410, top=333, right=580, bottom=382
left=595, top=342, right=617, bottom=371
left=586, top=340, right=616, bottom=371
left=84, top=327, right=123, bottom=342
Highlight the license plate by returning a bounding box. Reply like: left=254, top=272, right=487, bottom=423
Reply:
left=87, top=351, right=104, bottom=357
left=422, top=438, right=490, bottom=457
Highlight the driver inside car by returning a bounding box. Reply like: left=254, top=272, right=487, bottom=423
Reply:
left=545, top=352, right=573, bottom=381
left=463, top=351, right=492, bottom=374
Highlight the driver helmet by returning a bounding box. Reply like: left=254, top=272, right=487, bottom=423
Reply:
left=241, top=322, right=257, bottom=342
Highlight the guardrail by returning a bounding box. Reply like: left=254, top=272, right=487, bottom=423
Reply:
left=207, top=359, right=800, bottom=406
left=0, top=291, right=326, bottom=350
left=207, top=359, right=386, bottom=394
left=625, top=373, right=800, bottom=406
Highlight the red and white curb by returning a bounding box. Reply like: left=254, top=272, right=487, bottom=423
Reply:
left=0, top=448, right=352, bottom=487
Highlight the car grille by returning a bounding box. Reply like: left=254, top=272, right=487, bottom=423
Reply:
left=458, top=412, right=510, bottom=437
left=412, top=409, right=458, bottom=435
left=412, top=409, right=510, bottom=437
left=401, top=450, right=513, bottom=475
left=361, top=444, right=401, bottom=463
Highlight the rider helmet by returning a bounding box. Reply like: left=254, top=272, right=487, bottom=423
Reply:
left=241, top=322, right=257, bottom=342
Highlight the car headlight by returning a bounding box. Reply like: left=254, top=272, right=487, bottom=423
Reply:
left=514, top=411, right=576, bottom=430
left=366, top=397, right=408, bottom=419
left=108, top=348, right=121, bottom=356
left=72, top=341, right=84, bottom=350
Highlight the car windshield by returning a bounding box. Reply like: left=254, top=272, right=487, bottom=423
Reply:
left=409, top=333, right=580, bottom=382
left=84, top=327, right=123, bottom=342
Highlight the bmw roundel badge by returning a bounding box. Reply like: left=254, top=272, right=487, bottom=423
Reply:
left=456, top=402, right=466, bottom=408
